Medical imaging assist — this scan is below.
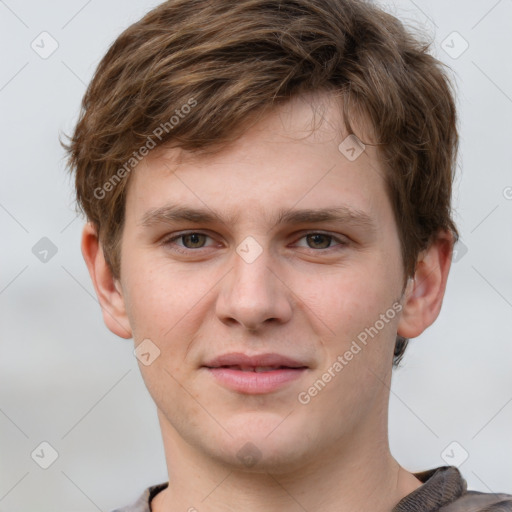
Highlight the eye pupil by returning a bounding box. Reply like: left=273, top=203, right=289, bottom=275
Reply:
left=307, top=234, right=331, bottom=249
left=183, top=233, right=205, bottom=248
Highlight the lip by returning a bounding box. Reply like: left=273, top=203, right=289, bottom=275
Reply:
left=203, top=352, right=307, bottom=369
left=202, top=352, right=309, bottom=395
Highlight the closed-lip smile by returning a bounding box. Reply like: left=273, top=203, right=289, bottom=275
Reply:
left=202, top=352, right=309, bottom=394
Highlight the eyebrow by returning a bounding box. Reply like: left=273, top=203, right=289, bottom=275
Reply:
left=140, top=204, right=376, bottom=233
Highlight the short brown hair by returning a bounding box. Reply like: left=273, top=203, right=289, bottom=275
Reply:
left=64, top=0, right=459, bottom=366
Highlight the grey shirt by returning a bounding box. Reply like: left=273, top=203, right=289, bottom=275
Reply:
left=111, top=466, right=512, bottom=511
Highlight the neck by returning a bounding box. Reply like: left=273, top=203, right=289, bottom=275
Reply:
left=152, top=411, right=422, bottom=512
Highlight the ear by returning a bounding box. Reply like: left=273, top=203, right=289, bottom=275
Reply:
left=397, top=230, right=454, bottom=339
left=81, top=222, right=132, bottom=339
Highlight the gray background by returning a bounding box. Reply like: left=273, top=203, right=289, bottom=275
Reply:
left=1, top=0, right=511, bottom=510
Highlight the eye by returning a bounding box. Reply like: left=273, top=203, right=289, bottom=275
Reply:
left=294, top=232, right=347, bottom=250
left=178, top=233, right=209, bottom=249
left=163, top=232, right=215, bottom=252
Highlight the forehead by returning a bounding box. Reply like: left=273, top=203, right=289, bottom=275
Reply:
left=125, top=91, right=389, bottom=227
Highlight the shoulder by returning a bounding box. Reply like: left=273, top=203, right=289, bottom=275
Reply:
left=110, top=482, right=169, bottom=512
left=419, top=466, right=512, bottom=512
left=439, top=490, right=512, bottom=511
left=395, top=466, right=512, bottom=512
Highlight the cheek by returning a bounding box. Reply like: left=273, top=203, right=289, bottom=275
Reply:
left=121, top=260, right=219, bottom=362
left=297, top=261, right=403, bottom=379
left=121, top=262, right=186, bottom=341
left=122, top=267, right=202, bottom=405
left=304, top=263, right=401, bottom=334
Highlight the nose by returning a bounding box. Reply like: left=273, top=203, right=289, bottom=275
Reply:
left=215, top=244, right=293, bottom=331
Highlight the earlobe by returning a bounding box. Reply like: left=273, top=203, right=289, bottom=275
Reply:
left=397, top=231, right=454, bottom=339
left=81, top=223, right=132, bottom=339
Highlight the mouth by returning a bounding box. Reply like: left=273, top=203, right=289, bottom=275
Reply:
left=202, top=353, right=309, bottom=394
left=209, top=365, right=307, bottom=372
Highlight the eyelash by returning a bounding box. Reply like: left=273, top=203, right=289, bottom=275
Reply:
left=161, top=231, right=348, bottom=255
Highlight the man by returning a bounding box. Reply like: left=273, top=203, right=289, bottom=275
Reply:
left=65, top=0, right=512, bottom=510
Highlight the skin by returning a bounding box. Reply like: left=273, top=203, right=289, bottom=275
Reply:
left=82, top=91, right=453, bottom=511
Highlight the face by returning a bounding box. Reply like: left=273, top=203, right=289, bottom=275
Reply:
left=116, top=91, right=407, bottom=472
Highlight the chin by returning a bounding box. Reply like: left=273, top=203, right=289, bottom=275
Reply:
left=205, top=414, right=317, bottom=473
